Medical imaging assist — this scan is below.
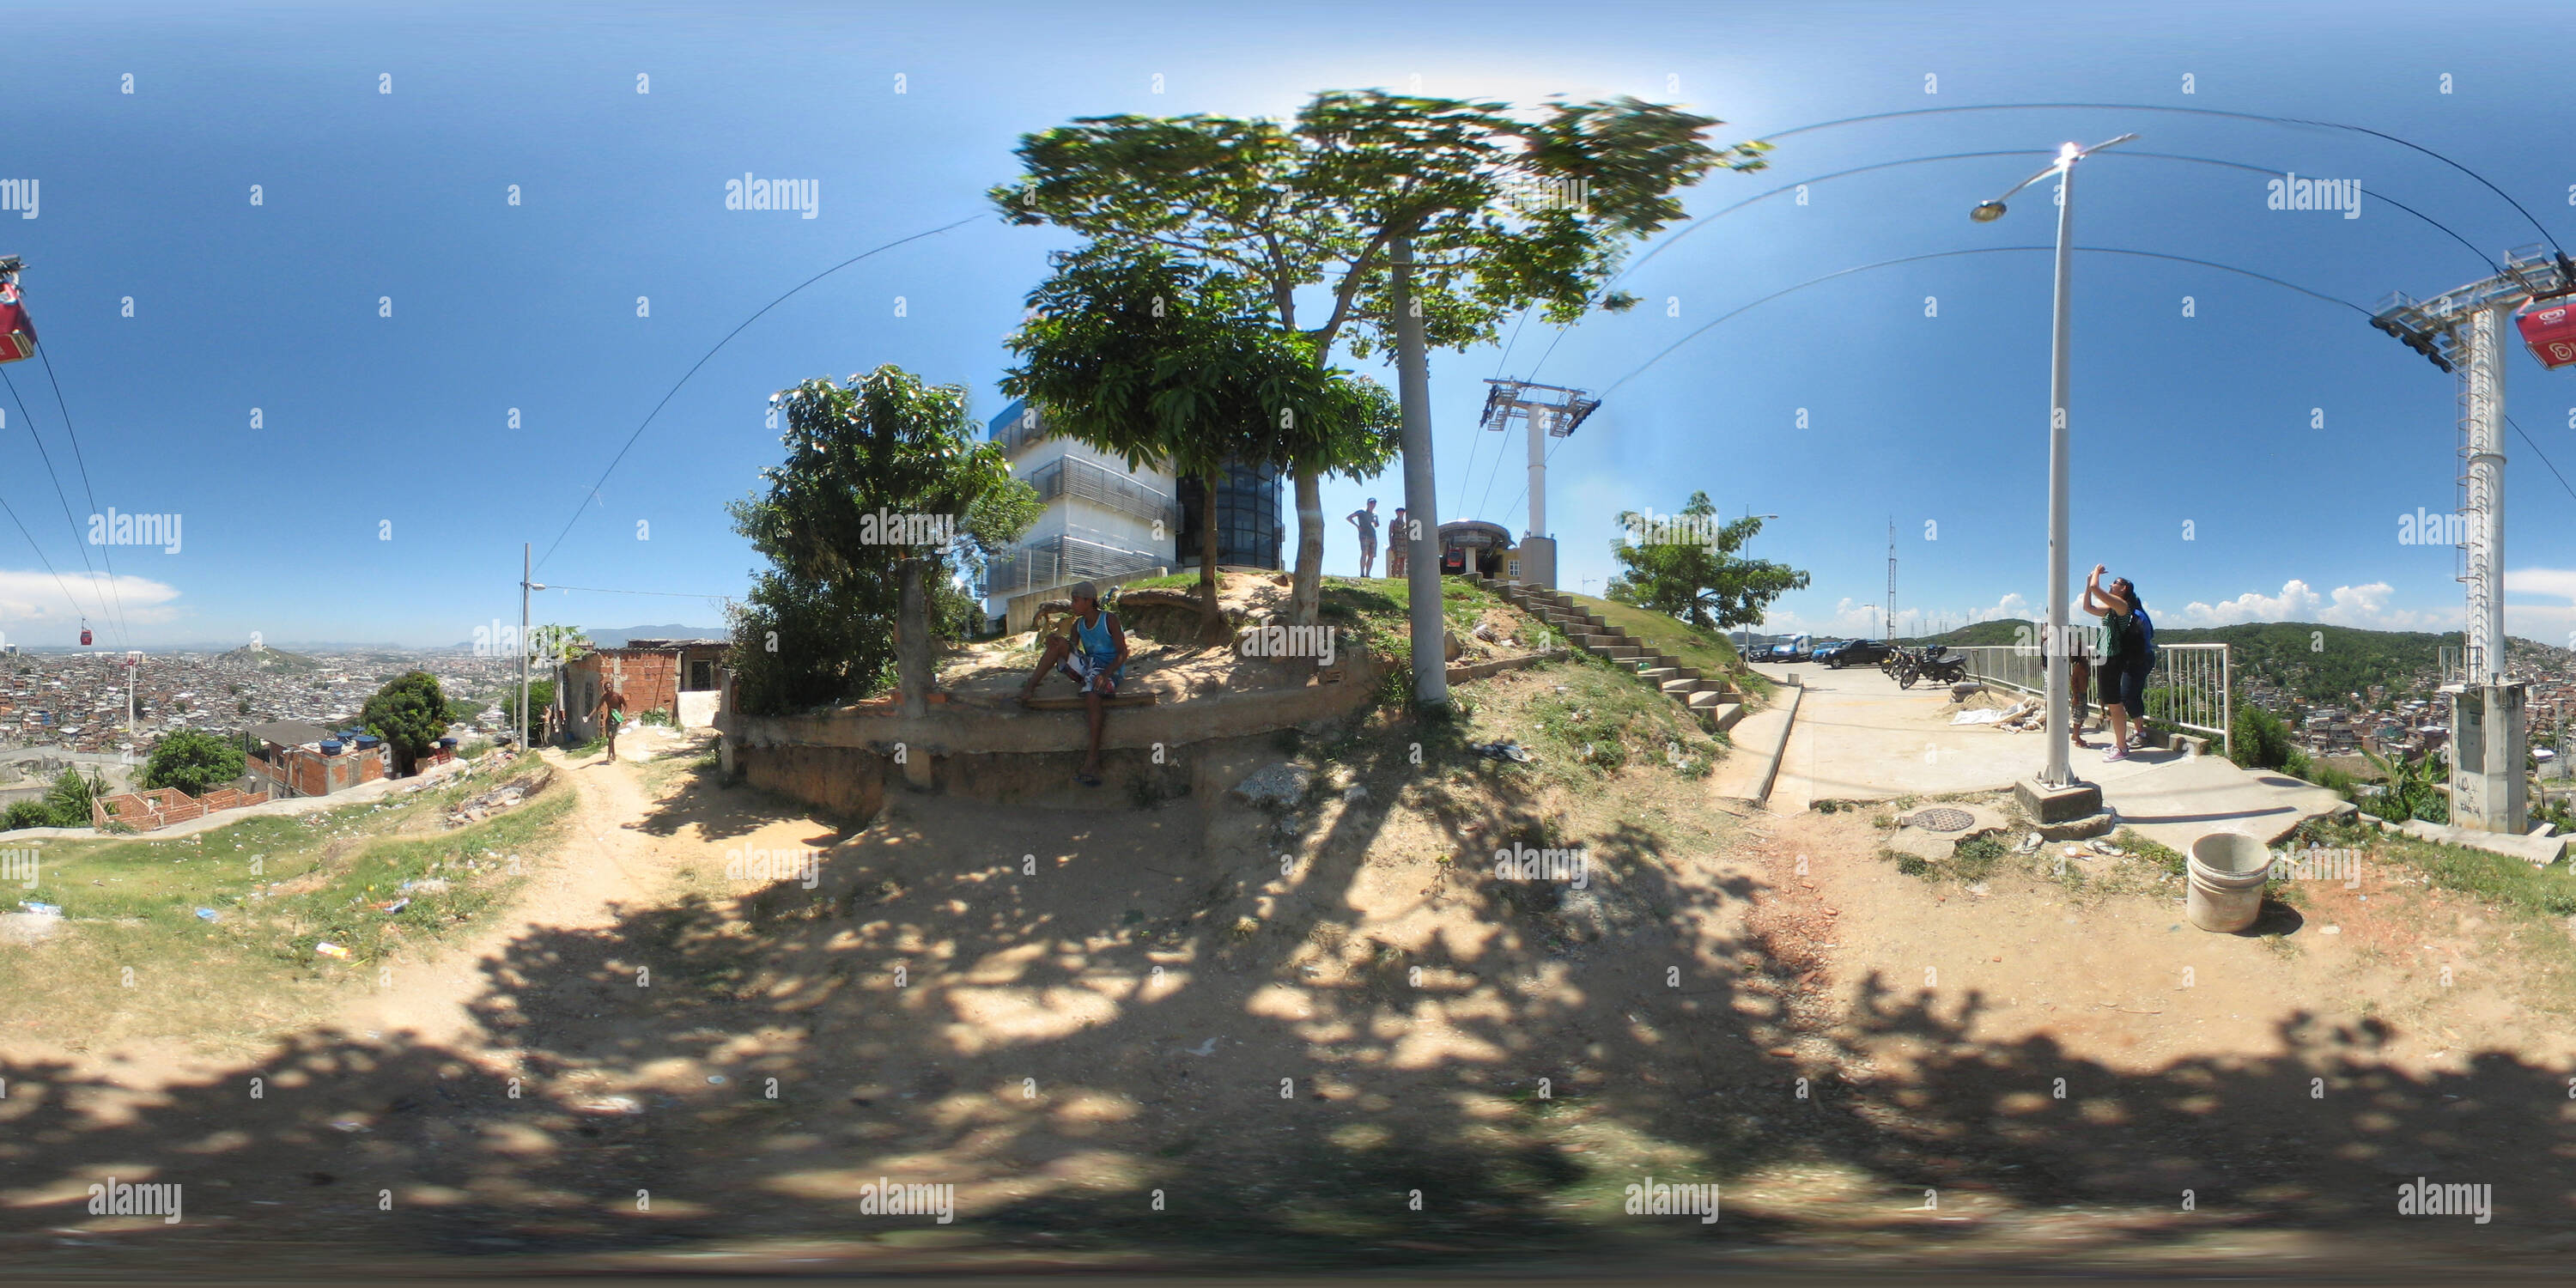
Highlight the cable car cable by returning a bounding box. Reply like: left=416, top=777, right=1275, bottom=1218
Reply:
left=535, top=213, right=985, bottom=574
left=1, top=368, right=123, bottom=646
left=1749, top=102, right=2563, bottom=258
left=0, top=485, right=88, bottom=629
left=1517, top=148, right=2506, bottom=398
left=1486, top=245, right=2376, bottom=523
left=35, top=343, right=133, bottom=647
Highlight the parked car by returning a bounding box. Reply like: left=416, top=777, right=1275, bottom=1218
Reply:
left=1820, top=638, right=1895, bottom=669
left=1765, top=641, right=1809, bottom=664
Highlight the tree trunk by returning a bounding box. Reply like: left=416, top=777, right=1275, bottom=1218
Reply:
left=1289, top=466, right=1323, bottom=625
left=897, top=558, right=933, bottom=718
left=1200, top=465, right=1229, bottom=644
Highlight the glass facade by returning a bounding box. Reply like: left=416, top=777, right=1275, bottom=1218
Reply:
left=1174, top=460, right=1284, bottom=570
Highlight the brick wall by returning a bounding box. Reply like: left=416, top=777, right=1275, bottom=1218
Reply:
left=90, top=782, right=271, bottom=832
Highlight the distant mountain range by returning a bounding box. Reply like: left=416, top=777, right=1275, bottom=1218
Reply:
left=430, top=623, right=731, bottom=651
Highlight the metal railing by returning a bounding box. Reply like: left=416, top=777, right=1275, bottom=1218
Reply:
left=1026, top=454, right=1174, bottom=529
left=1953, top=641, right=2233, bottom=760
left=991, top=408, right=1052, bottom=457
left=980, top=532, right=1168, bottom=599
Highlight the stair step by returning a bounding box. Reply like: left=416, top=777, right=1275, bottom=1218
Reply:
left=1660, top=678, right=1701, bottom=696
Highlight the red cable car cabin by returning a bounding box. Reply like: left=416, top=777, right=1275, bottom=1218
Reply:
left=2521, top=300, right=2576, bottom=370
left=80, top=626, right=92, bottom=646
left=0, top=278, right=33, bottom=364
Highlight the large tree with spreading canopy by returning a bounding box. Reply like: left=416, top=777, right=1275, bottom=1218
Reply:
left=993, top=89, right=1767, bottom=623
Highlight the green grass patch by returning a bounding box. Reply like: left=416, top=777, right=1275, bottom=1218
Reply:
left=0, top=759, right=578, bottom=1051
left=1565, top=593, right=1765, bottom=700
left=1510, top=657, right=1722, bottom=784
left=2117, top=828, right=2188, bottom=878
left=2294, top=812, right=2576, bottom=918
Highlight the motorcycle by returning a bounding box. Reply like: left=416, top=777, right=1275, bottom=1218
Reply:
left=1901, top=644, right=1968, bottom=690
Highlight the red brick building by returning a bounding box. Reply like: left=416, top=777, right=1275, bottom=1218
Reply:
left=561, top=638, right=730, bottom=740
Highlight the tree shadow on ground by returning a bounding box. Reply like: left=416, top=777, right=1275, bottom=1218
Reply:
left=3, top=726, right=2573, bottom=1275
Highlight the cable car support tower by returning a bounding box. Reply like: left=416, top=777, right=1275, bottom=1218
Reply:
left=2371, top=244, right=2576, bottom=835
left=1478, top=379, right=1600, bottom=588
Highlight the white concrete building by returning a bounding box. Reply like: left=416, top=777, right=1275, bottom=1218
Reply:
left=979, top=399, right=1179, bottom=619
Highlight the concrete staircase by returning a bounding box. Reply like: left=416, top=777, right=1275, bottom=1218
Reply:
left=1477, top=578, right=1747, bottom=734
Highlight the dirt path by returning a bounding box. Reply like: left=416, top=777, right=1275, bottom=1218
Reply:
left=341, top=744, right=698, bottom=1054
left=1747, top=805, right=2576, bottom=1093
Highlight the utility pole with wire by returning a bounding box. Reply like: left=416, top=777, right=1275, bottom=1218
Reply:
left=519, top=544, right=543, bottom=750
left=1885, top=518, right=1896, bottom=642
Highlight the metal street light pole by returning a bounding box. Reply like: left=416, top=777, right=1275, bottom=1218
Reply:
left=1972, top=133, right=2135, bottom=788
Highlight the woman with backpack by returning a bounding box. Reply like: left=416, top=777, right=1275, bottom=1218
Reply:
left=2081, top=564, right=2155, bottom=762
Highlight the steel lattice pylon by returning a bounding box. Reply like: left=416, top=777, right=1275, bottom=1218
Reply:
left=2372, top=244, right=2576, bottom=834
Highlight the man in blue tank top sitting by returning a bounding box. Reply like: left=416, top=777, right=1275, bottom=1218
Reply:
left=1018, top=580, right=1131, bottom=787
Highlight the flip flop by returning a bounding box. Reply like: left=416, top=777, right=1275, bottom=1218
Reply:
left=1075, top=772, right=1103, bottom=787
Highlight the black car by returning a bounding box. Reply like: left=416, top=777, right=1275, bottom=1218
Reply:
left=1820, top=638, right=1895, bottom=669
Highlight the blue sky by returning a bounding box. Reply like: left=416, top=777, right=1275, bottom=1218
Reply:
left=1, top=0, right=2573, bottom=649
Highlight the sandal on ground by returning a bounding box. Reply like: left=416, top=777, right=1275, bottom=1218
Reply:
left=1075, top=772, right=1103, bottom=787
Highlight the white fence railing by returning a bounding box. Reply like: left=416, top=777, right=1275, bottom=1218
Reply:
left=1952, top=641, right=2232, bottom=760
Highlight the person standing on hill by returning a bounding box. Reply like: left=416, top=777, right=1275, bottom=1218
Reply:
left=1347, top=498, right=1381, bottom=578
left=1388, top=505, right=1409, bottom=580
left=2081, top=564, right=2154, bottom=762
left=598, top=685, right=624, bottom=762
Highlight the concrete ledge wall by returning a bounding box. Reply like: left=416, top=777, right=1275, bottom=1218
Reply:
left=724, top=648, right=1380, bottom=814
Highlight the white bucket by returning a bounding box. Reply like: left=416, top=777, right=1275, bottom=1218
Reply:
left=2187, top=831, right=2271, bottom=933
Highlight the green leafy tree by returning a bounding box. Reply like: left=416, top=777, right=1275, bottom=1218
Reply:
left=1005, top=245, right=1399, bottom=639
left=994, top=90, right=1767, bottom=623
left=2360, top=747, right=2449, bottom=823
left=39, top=768, right=101, bottom=829
left=496, top=678, right=556, bottom=733
left=3, top=799, right=51, bottom=831
left=728, top=365, right=1042, bottom=717
left=361, top=670, right=451, bottom=777
left=1605, top=492, right=1808, bottom=634
left=2229, top=702, right=2296, bottom=770
left=141, top=729, right=248, bottom=798
left=529, top=624, right=591, bottom=669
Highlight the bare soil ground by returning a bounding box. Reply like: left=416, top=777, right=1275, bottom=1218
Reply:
left=939, top=571, right=1549, bottom=709
left=5, top=636, right=2576, bottom=1278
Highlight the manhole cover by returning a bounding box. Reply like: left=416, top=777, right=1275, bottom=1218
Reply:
left=1904, top=807, right=1977, bottom=833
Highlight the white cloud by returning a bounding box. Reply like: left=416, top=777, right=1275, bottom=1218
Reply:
left=1763, top=591, right=2031, bottom=636
left=0, top=568, right=184, bottom=641
left=2506, top=567, right=2576, bottom=601
left=2175, top=580, right=2455, bottom=631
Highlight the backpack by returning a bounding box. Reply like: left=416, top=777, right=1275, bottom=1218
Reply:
left=2134, top=608, right=2158, bottom=667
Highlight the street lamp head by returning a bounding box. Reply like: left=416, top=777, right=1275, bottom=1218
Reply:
left=2057, top=141, right=2082, bottom=163
left=1970, top=201, right=2008, bottom=223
